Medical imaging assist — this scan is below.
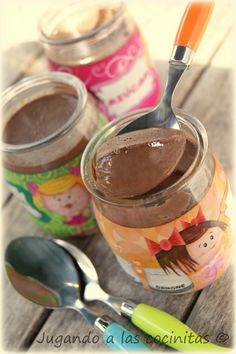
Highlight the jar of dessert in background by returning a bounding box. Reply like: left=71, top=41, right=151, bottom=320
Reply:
left=38, top=0, right=161, bottom=121
left=81, top=110, right=232, bottom=294
left=2, top=73, right=107, bottom=237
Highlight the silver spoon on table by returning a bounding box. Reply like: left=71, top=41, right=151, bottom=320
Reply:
left=55, top=238, right=228, bottom=352
left=118, top=2, right=214, bottom=135
left=5, top=236, right=149, bottom=352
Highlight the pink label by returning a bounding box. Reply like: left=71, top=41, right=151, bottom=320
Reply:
left=49, top=28, right=160, bottom=120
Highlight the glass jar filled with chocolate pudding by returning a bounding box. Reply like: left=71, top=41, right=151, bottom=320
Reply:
left=81, top=110, right=232, bottom=294
left=2, top=73, right=107, bottom=237
left=38, top=0, right=160, bottom=121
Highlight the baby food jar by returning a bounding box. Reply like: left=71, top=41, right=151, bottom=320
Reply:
left=81, top=109, right=232, bottom=293
left=38, top=0, right=160, bottom=121
left=2, top=72, right=106, bottom=237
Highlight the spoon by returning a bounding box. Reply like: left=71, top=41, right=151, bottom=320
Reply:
left=118, top=2, right=214, bottom=134
left=55, top=239, right=228, bottom=352
left=5, top=236, right=150, bottom=352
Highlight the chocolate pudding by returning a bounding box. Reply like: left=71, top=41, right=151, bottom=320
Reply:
left=3, top=92, right=99, bottom=173
left=91, top=126, right=214, bottom=228
left=94, top=128, right=186, bottom=198
left=3, top=94, right=77, bottom=144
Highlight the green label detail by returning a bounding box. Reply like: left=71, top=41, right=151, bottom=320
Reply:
left=5, top=113, right=107, bottom=237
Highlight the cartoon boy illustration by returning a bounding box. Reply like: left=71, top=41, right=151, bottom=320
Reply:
left=27, top=166, right=92, bottom=232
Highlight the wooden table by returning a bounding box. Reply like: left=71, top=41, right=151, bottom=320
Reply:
left=2, top=1, right=233, bottom=351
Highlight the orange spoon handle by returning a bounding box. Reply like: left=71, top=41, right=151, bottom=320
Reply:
left=174, top=2, right=215, bottom=52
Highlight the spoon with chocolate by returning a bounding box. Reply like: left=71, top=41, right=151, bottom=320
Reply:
left=101, top=3, right=214, bottom=198
left=119, top=2, right=214, bottom=134
left=5, top=237, right=150, bottom=352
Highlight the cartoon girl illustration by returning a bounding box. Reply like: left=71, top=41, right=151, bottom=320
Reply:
left=145, top=208, right=227, bottom=290
left=27, top=166, right=92, bottom=232
left=145, top=228, right=195, bottom=293
left=180, top=217, right=226, bottom=286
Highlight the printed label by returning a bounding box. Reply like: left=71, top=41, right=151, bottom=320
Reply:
left=94, top=158, right=232, bottom=293
left=116, top=255, right=193, bottom=294
left=5, top=154, right=96, bottom=237
left=49, top=28, right=160, bottom=120
left=144, top=267, right=194, bottom=294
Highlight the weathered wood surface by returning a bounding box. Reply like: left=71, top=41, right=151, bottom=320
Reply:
left=180, top=32, right=234, bottom=348
left=2, top=0, right=233, bottom=351
left=2, top=42, right=43, bottom=89
left=186, top=266, right=234, bottom=348
left=184, top=30, right=233, bottom=183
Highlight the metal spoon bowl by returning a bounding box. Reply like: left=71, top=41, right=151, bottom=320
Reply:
left=5, top=236, right=149, bottom=351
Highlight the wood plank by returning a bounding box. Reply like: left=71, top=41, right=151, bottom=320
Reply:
left=184, top=31, right=233, bottom=182
left=180, top=32, right=234, bottom=347
left=186, top=266, right=233, bottom=347
left=2, top=42, right=43, bottom=89
left=2, top=48, right=48, bottom=207
left=143, top=1, right=233, bottom=104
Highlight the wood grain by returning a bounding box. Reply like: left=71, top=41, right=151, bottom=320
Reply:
left=182, top=33, right=234, bottom=347
left=2, top=42, right=43, bottom=89
left=186, top=266, right=233, bottom=347
left=143, top=0, right=233, bottom=102
left=184, top=31, right=233, bottom=182
left=2, top=43, right=46, bottom=207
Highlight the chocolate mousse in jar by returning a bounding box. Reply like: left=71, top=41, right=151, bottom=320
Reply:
left=38, top=0, right=160, bottom=121
left=2, top=73, right=107, bottom=237
left=81, top=110, right=233, bottom=293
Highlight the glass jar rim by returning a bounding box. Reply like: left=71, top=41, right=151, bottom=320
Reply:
left=2, top=72, right=87, bottom=153
left=81, top=108, right=209, bottom=208
left=38, top=0, right=126, bottom=46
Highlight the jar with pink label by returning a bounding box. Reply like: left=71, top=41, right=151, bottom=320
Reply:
left=38, top=0, right=161, bottom=121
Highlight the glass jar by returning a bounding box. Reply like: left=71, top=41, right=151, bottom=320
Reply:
left=38, top=0, right=160, bottom=121
left=2, top=73, right=107, bottom=237
left=81, top=110, right=232, bottom=293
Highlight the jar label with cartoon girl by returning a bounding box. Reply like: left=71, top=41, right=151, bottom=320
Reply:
left=94, top=158, right=233, bottom=293
left=49, top=27, right=160, bottom=121
left=5, top=154, right=97, bottom=237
